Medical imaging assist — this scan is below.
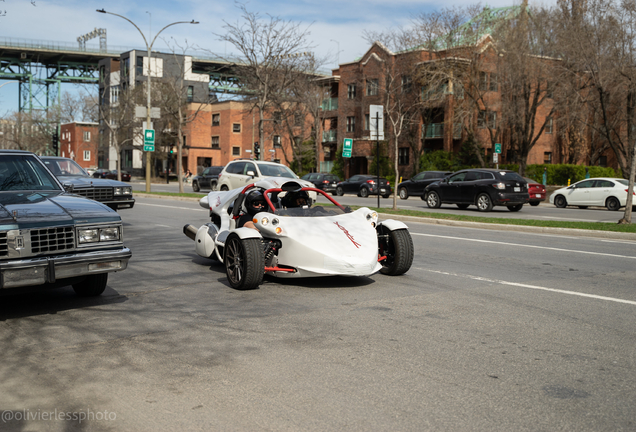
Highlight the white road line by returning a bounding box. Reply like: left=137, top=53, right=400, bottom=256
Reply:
left=136, top=202, right=207, bottom=212
left=418, top=268, right=636, bottom=306
left=411, top=232, right=636, bottom=260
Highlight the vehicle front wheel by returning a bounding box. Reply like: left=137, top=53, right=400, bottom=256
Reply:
left=399, top=187, right=409, bottom=200
left=606, top=197, right=621, bottom=211
left=359, top=187, right=369, bottom=198
left=336, top=186, right=344, bottom=196
left=426, top=191, right=441, bottom=208
left=476, top=193, right=493, bottom=212
left=507, top=204, right=523, bottom=212
left=378, top=227, right=414, bottom=276
left=72, top=273, right=108, bottom=297
left=554, top=195, right=567, bottom=208
left=192, top=181, right=200, bottom=192
left=224, top=234, right=264, bottom=290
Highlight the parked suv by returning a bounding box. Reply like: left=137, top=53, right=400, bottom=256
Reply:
left=192, top=166, right=223, bottom=192
left=217, top=159, right=313, bottom=192
left=335, top=174, right=392, bottom=198
left=424, top=169, right=529, bottom=212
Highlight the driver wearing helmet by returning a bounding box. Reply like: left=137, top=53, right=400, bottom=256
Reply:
left=238, top=189, right=267, bottom=230
left=281, top=190, right=311, bottom=209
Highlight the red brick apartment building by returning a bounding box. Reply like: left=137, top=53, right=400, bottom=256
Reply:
left=59, top=122, right=99, bottom=170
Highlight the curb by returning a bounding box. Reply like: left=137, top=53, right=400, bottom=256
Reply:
left=134, top=193, right=636, bottom=241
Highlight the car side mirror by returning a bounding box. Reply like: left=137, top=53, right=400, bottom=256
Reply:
left=63, top=183, right=74, bottom=193
left=567, top=185, right=575, bottom=189
left=246, top=170, right=256, bottom=178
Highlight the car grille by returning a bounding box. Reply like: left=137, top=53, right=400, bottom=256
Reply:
left=30, top=227, right=75, bottom=254
left=0, top=232, right=7, bottom=257
left=75, top=187, right=113, bottom=201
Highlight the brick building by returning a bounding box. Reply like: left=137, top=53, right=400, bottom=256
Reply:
left=59, top=122, right=99, bottom=170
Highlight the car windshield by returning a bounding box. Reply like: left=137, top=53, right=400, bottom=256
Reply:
left=42, top=158, right=88, bottom=177
left=0, top=155, right=61, bottom=191
left=257, top=163, right=297, bottom=178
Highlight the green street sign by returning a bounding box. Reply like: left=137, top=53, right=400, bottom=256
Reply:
left=144, top=129, right=155, bottom=145
left=494, top=143, right=502, bottom=154
left=144, top=144, right=155, bottom=152
left=343, top=138, right=352, bottom=158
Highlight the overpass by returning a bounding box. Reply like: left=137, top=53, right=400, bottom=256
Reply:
left=0, top=36, right=243, bottom=112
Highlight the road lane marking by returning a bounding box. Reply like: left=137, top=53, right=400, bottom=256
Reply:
left=418, top=268, right=636, bottom=306
left=135, top=202, right=207, bottom=212
left=411, top=232, right=636, bottom=260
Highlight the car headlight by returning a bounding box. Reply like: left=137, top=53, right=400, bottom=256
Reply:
left=114, top=187, right=122, bottom=196
left=123, top=187, right=132, bottom=195
left=78, top=227, right=121, bottom=244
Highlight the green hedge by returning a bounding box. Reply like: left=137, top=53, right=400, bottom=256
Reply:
left=500, top=164, right=618, bottom=186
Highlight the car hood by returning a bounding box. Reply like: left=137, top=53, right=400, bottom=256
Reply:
left=57, top=175, right=130, bottom=187
left=0, top=192, right=119, bottom=228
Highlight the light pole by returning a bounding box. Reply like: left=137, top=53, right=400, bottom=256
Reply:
left=330, top=39, right=341, bottom=66
left=96, top=9, right=198, bottom=192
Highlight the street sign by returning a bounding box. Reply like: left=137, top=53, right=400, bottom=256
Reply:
left=494, top=143, right=502, bottom=154
left=343, top=138, right=353, bottom=158
left=370, top=105, right=384, bottom=140
left=493, top=153, right=499, bottom=163
left=144, top=129, right=155, bottom=152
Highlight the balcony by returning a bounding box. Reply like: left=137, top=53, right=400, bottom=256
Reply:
left=423, top=123, right=444, bottom=139
left=321, top=98, right=338, bottom=111
left=322, top=129, right=337, bottom=143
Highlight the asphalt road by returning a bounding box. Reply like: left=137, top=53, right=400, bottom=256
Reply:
left=1, top=196, right=635, bottom=431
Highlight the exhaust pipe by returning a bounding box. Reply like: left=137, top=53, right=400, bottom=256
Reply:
left=183, top=224, right=197, bottom=241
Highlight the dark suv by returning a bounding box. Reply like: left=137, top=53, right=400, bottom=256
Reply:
left=301, top=172, right=341, bottom=193
left=192, top=166, right=223, bottom=192
left=424, top=169, right=529, bottom=212
left=398, top=170, right=452, bottom=199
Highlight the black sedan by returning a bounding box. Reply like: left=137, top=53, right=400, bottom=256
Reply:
left=335, top=174, right=392, bottom=198
left=398, top=170, right=452, bottom=199
left=41, top=157, right=135, bottom=210
left=301, top=172, right=341, bottom=193
left=192, top=166, right=223, bottom=192
left=424, top=168, right=529, bottom=212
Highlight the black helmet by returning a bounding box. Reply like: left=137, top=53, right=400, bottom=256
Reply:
left=281, top=190, right=311, bottom=208
left=245, top=190, right=266, bottom=215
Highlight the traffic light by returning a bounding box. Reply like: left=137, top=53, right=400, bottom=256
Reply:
left=254, top=142, right=260, bottom=160
left=51, top=132, right=59, bottom=155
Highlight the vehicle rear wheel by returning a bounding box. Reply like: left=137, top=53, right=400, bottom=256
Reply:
left=507, top=204, right=523, bottom=212
left=220, top=185, right=229, bottom=191
left=359, top=187, right=369, bottom=198
left=456, top=204, right=469, bottom=210
left=606, top=197, right=620, bottom=211
left=476, top=193, right=493, bottom=212
left=554, top=195, right=567, bottom=208
left=72, top=273, right=108, bottom=297
left=529, top=201, right=540, bottom=206
left=336, top=186, right=344, bottom=196
left=399, top=187, right=409, bottom=200
left=192, top=181, right=200, bottom=192
left=224, top=234, right=264, bottom=290
left=382, top=194, right=390, bottom=199
left=426, top=191, right=441, bottom=208
left=378, top=227, right=414, bottom=276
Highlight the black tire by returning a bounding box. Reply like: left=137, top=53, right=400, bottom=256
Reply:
left=382, top=194, right=390, bottom=199
left=456, top=204, right=469, bottom=210
left=359, top=187, right=369, bottom=198
left=220, top=185, right=229, bottom=191
left=224, top=234, right=264, bottom=290
left=399, top=187, right=409, bottom=200
left=578, top=206, right=588, bottom=209
left=476, top=193, right=493, bottom=212
left=72, top=273, right=108, bottom=297
left=507, top=204, right=523, bottom=212
left=378, top=227, right=414, bottom=276
left=192, top=181, right=200, bottom=192
left=554, top=195, right=567, bottom=208
left=426, top=191, right=441, bottom=208
left=606, top=197, right=620, bottom=211
left=336, top=186, right=344, bottom=196
left=529, top=201, right=540, bottom=206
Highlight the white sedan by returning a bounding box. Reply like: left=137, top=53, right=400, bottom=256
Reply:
left=549, top=177, right=636, bottom=211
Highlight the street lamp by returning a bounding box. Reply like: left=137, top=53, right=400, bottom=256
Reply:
left=330, top=39, right=342, bottom=66
left=96, top=9, right=198, bottom=192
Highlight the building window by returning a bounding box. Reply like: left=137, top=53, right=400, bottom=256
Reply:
left=233, top=123, right=241, bottom=133
left=212, top=113, right=220, bottom=126
left=366, top=79, right=378, bottom=96
left=364, top=114, right=370, bottom=131
left=83, top=131, right=91, bottom=142
left=294, top=112, right=303, bottom=126
left=83, top=150, right=91, bottom=161
left=211, top=136, right=220, bottom=149
left=182, top=135, right=187, bottom=147
left=478, top=110, right=496, bottom=129
left=546, top=82, right=554, bottom=99
left=232, top=146, right=241, bottom=156
left=136, top=56, right=144, bottom=76
left=546, top=117, right=553, bottom=134
left=347, top=84, right=356, bottom=99
left=111, top=85, right=120, bottom=104
left=398, top=148, right=409, bottom=165
left=544, top=152, right=552, bottom=164
left=274, top=111, right=282, bottom=124
left=598, top=155, right=607, bottom=167
left=273, top=135, right=282, bottom=148
left=454, top=82, right=465, bottom=99
left=187, top=86, right=194, bottom=103
left=480, top=71, right=489, bottom=91
left=401, top=76, right=412, bottom=93
left=346, top=116, right=355, bottom=133
left=489, top=73, right=498, bottom=92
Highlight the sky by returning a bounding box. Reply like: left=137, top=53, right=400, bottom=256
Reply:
left=0, top=0, right=556, bottom=114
